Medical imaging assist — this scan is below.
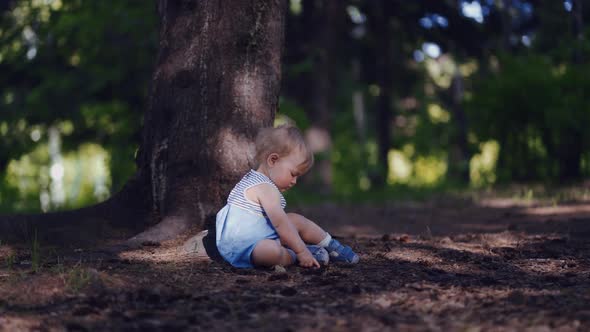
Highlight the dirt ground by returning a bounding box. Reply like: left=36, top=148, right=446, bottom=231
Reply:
left=1, top=191, right=590, bottom=331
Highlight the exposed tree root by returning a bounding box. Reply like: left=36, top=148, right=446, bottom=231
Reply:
left=126, top=216, right=191, bottom=246
left=0, top=179, right=150, bottom=247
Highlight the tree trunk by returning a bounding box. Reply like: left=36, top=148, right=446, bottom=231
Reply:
left=131, top=0, right=286, bottom=244
left=300, top=0, right=344, bottom=194
left=371, top=2, right=394, bottom=186
left=352, top=60, right=367, bottom=162
left=558, top=138, right=583, bottom=180
left=572, top=0, right=584, bottom=64
left=0, top=0, right=287, bottom=246
left=500, top=0, right=513, bottom=51
left=554, top=0, right=584, bottom=181
left=447, top=70, right=471, bottom=184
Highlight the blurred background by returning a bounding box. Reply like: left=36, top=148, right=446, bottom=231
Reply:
left=0, top=0, right=589, bottom=213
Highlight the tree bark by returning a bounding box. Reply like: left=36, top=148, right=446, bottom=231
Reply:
left=370, top=2, right=394, bottom=186
left=0, top=0, right=287, bottom=246
left=500, top=0, right=513, bottom=51
left=299, top=0, right=345, bottom=194
left=555, top=0, right=584, bottom=181
left=572, top=0, right=584, bottom=64
left=447, top=70, right=471, bottom=183
left=131, top=0, right=286, bottom=244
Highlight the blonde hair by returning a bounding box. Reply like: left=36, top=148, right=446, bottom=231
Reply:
left=255, top=124, right=314, bottom=171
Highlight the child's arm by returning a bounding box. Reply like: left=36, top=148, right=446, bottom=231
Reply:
left=254, top=184, right=319, bottom=268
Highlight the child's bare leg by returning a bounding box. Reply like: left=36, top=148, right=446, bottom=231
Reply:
left=286, top=213, right=359, bottom=264
left=251, top=239, right=294, bottom=267
left=285, top=213, right=327, bottom=244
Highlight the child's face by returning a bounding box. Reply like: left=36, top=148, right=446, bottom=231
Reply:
left=269, top=149, right=308, bottom=192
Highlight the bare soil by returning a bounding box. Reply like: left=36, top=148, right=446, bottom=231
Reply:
left=1, top=193, right=590, bottom=331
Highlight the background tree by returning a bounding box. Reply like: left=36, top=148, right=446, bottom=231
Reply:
left=467, top=0, right=590, bottom=182
left=130, top=0, right=286, bottom=243
left=282, top=0, right=348, bottom=194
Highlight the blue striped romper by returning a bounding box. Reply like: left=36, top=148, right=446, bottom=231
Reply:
left=215, top=169, right=287, bottom=268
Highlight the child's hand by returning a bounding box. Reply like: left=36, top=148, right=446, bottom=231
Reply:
left=296, top=249, right=320, bottom=268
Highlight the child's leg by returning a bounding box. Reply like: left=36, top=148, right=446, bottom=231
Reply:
left=251, top=239, right=295, bottom=267
left=287, top=213, right=359, bottom=264
left=285, top=213, right=327, bottom=244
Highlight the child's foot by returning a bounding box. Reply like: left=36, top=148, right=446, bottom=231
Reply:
left=306, top=245, right=330, bottom=265
left=325, top=239, right=359, bottom=264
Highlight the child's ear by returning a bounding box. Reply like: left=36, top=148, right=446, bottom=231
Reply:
left=267, top=153, right=279, bottom=166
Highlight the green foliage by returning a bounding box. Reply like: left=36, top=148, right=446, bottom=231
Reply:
left=331, top=109, right=369, bottom=196
left=467, top=55, right=590, bottom=181
left=0, top=1, right=157, bottom=211
left=0, top=142, right=112, bottom=213
left=277, top=97, right=310, bottom=130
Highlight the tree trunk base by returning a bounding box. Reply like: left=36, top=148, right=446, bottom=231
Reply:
left=0, top=201, right=145, bottom=246
left=126, top=216, right=192, bottom=246
left=182, top=229, right=224, bottom=261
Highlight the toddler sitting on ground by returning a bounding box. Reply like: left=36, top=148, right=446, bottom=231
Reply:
left=216, top=125, right=359, bottom=268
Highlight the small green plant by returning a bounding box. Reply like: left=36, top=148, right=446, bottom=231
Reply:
left=524, top=188, right=534, bottom=201
left=5, top=254, right=15, bottom=270
left=31, top=229, right=41, bottom=273
left=67, top=263, right=91, bottom=292
left=52, top=256, right=67, bottom=285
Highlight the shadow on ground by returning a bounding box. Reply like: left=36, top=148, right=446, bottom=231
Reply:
left=1, top=198, right=589, bottom=331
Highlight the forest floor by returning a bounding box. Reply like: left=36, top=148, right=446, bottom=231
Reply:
left=1, top=186, right=590, bottom=331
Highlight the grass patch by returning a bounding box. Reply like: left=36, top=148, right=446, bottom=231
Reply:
left=66, top=263, right=92, bottom=292
left=4, top=253, right=15, bottom=270
left=285, top=180, right=590, bottom=207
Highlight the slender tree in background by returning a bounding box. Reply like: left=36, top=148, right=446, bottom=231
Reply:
left=368, top=1, right=395, bottom=186
left=0, top=0, right=287, bottom=245
left=500, top=0, right=513, bottom=51
left=447, top=69, right=471, bottom=183
left=573, top=0, right=584, bottom=64
left=558, top=0, right=585, bottom=180
left=282, top=0, right=348, bottom=194
left=530, top=0, right=586, bottom=180
left=301, top=0, right=345, bottom=194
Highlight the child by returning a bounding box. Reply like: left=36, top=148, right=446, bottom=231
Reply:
left=216, top=124, right=359, bottom=268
